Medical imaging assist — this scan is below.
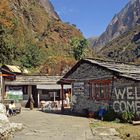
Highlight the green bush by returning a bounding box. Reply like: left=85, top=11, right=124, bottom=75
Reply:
left=20, top=44, right=45, bottom=68
left=122, top=110, right=134, bottom=123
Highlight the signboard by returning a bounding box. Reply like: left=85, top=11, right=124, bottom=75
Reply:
left=73, top=82, right=84, bottom=95
left=6, top=86, right=23, bottom=101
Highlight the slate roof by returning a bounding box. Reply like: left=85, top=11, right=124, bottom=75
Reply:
left=5, top=75, right=62, bottom=85
left=59, top=59, right=140, bottom=83
left=86, top=59, right=140, bottom=81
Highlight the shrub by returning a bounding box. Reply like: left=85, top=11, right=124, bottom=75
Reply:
left=121, top=110, right=134, bottom=123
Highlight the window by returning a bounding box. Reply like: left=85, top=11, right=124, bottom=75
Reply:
left=89, top=80, right=111, bottom=100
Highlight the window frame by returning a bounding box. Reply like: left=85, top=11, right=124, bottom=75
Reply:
left=89, top=79, right=111, bottom=100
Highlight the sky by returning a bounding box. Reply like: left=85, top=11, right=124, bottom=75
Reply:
left=51, top=0, right=129, bottom=38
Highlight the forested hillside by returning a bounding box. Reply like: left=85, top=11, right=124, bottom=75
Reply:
left=0, top=0, right=91, bottom=75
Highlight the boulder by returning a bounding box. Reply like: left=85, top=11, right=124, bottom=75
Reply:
left=0, top=103, right=6, bottom=114
left=0, top=103, right=23, bottom=139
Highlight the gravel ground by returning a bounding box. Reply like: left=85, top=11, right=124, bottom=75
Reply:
left=9, top=108, right=124, bottom=140
left=9, top=108, right=93, bottom=140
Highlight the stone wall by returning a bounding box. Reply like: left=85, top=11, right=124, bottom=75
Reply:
left=72, top=82, right=109, bottom=115
left=70, top=63, right=111, bottom=115
left=112, top=78, right=140, bottom=117
left=71, top=77, right=140, bottom=118
left=70, top=63, right=113, bottom=115
left=67, top=63, right=112, bottom=80
left=72, top=93, right=109, bottom=115
left=0, top=103, right=23, bottom=140
left=69, top=61, right=140, bottom=118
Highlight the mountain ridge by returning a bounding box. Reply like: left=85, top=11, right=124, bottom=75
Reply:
left=99, top=25, right=140, bottom=63
left=39, top=0, right=59, bottom=20
left=90, top=0, right=140, bottom=51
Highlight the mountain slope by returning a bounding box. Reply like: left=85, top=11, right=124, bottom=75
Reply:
left=100, top=25, right=140, bottom=63
left=39, top=0, right=59, bottom=20
left=91, top=0, right=140, bottom=51
left=0, top=0, right=83, bottom=75
left=10, top=0, right=82, bottom=47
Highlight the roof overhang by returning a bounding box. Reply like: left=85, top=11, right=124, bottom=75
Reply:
left=37, top=84, right=71, bottom=90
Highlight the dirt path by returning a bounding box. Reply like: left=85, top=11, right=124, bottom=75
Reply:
left=9, top=108, right=93, bottom=140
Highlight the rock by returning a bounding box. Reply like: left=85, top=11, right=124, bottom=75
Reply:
left=0, top=114, right=10, bottom=124
left=10, top=123, right=23, bottom=131
left=0, top=103, right=6, bottom=114
left=0, top=103, right=23, bottom=139
left=0, top=103, right=10, bottom=131
left=91, top=127, right=119, bottom=136
left=0, top=103, right=11, bottom=139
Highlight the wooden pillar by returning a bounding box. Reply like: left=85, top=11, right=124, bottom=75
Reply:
left=71, top=83, right=73, bottom=102
left=37, top=91, right=40, bottom=108
left=28, top=85, right=32, bottom=99
left=53, top=92, right=56, bottom=102
left=38, top=90, right=42, bottom=108
left=61, top=84, right=64, bottom=113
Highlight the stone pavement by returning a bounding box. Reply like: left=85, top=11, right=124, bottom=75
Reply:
left=89, top=126, right=122, bottom=140
left=9, top=108, right=122, bottom=140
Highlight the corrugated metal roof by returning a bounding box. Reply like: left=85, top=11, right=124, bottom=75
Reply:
left=0, top=67, right=15, bottom=74
left=4, top=65, right=28, bottom=74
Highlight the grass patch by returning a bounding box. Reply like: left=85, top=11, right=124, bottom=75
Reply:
left=89, top=119, right=140, bottom=140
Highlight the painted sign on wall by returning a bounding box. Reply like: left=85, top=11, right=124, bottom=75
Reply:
left=73, top=82, right=84, bottom=95
left=6, top=86, right=23, bottom=101
left=113, top=86, right=140, bottom=114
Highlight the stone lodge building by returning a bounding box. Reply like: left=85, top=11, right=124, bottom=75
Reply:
left=59, top=59, right=140, bottom=117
